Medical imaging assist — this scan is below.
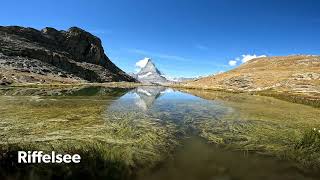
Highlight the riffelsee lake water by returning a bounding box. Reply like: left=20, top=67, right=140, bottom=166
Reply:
left=0, top=86, right=319, bottom=180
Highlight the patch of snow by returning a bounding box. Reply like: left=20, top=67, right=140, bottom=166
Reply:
left=135, top=57, right=151, bottom=69
left=138, top=72, right=153, bottom=78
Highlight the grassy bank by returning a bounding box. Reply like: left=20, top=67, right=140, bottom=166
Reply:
left=170, top=83, right=320, bottom=108
left=254, top=90, right=320, bottom=108
left=8, top=82, right=143, bottom=88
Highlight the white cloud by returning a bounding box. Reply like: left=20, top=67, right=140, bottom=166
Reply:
left=241, top=54, right=267, bottom=63
left=229, top=54, right=267, bottom=66
left=228, top=60, right=237, bottom=66
left=135, top=57, right=151, bottom=72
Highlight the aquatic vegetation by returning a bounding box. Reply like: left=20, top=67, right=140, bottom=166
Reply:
left=0, top=86, right=179, bottom=179
left=139, top=137, right=318, bottom=180
left=288, top=128, right=320, bottom=170
left=180, top=88, right=320, bottom=169
left=0, top=142, right=133, bottom=180
left=296, top=128, right=320, bottom=151
left=0, top=86, right=320, bottom=179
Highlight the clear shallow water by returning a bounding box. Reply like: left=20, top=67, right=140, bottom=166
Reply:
left=0, top=86, right=319, bottom=180
left=140, top=137, right=313, bottom=180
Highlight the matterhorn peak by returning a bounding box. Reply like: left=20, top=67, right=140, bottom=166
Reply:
left=135, top=57, right=151, bottom=69
left=133, top=58, right=168, bottom=84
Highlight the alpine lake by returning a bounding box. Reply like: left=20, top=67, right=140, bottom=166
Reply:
left=0, top=85, right=319, bottom=180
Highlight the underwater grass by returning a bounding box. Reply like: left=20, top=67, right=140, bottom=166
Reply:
left=285, top=128, right=320, bottom=171
left=295, top=128, right=320, bottom=151
left=0, top=91, right=179, bottom=179
left=0, top=120, right=178, bottom=180
left=1, top=86, right=320, bottom=177
left=178, top=88, right=320, bottom=171
left=0, top=141, right=135, bottom=180
left=194, top=118, right=320, bottom=173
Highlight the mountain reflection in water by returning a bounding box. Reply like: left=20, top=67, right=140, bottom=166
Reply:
left=106, top=86, right=232, bottom=125
left=133, top=86, right=167, bottom=110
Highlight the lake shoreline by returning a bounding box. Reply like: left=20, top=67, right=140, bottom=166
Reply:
left=2, top=82, right=319, bottom=107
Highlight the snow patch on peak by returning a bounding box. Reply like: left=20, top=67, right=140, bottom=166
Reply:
left=138, top=72, right=153, bottom=78
left=135, top=57, right=151, bottom=69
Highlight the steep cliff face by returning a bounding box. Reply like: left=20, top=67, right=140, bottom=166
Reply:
left=0, top=26, right=136, bottom=84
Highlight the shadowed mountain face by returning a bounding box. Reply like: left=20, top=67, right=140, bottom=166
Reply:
left=134, top=59, right=168, bottom=84
left=0, top=26, right=136, bottom=84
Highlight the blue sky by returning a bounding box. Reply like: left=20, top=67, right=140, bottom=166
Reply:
left=1, top=0, right=320, bottom=77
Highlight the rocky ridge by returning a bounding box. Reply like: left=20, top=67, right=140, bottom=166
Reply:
left=0, top=26, right=136, bottom=84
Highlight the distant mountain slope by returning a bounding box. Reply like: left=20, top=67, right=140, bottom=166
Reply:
left=134, top=58, right=168, bottom=84
left=0, top=26, right=136, bottom=84
left=184, top=55, right=320, bottom=94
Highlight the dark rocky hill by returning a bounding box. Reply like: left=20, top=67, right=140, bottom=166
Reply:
left=0, top=26, right=136, bottom=84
